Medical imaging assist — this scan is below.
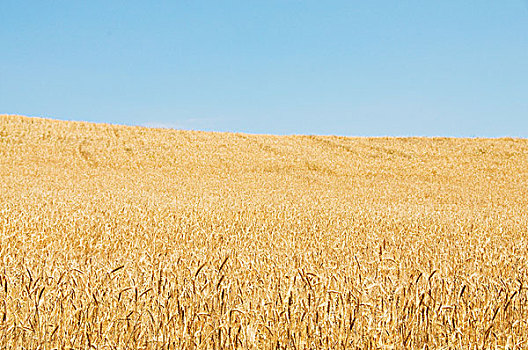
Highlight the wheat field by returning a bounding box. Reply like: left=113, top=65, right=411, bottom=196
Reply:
left=1, top=115, right=527, bottom=349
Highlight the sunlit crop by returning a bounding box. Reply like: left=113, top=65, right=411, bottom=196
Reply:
left=1, top=115, right=527, bottom=349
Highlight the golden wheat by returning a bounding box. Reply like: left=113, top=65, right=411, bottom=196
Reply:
left=1, top=114, right=527, bottom=349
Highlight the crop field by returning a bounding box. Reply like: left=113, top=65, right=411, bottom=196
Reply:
left=1, top=115, right=528, bottom=349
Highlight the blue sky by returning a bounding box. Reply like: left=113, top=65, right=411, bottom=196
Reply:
left=1, top=1, right=527, bottom=136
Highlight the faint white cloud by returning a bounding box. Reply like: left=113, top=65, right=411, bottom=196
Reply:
left=142, top=121, right=183, bottom=130
left=142, top=117, right=233, bottom=132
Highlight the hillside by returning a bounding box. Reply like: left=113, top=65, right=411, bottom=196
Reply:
left=1, top=114, right=528, bottom=348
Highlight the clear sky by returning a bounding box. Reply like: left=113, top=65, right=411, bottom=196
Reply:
left=1, top=1, right=527, bottom=137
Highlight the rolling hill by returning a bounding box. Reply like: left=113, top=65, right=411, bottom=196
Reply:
left=1, top=114, right=527, bottom=348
